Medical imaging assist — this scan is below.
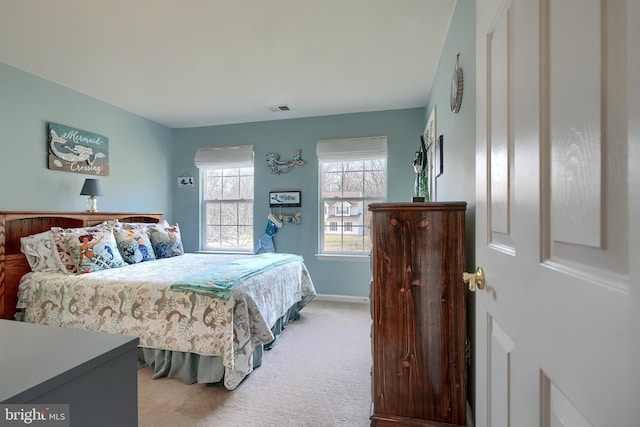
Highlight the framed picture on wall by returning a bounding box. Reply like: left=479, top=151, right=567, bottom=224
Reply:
left=177, top=175, right=194, bottom=188
left=424, top=106, right=437, bottom=200
left=435, top=135, right=444, bottom=177
left=269, top=191, right=301, bottom=207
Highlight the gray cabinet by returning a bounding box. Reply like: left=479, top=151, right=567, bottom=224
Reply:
left=1, top=320, right=138, bottom=426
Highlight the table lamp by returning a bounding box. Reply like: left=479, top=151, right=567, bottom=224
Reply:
left=80, top=178, right=103, bottom=212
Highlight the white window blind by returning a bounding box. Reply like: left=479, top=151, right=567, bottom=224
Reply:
left=194, top=145, right=254, bottom=169
left=316, top=136, right=387, bottom=161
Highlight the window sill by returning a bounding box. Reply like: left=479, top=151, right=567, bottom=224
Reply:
left=315, top=254, right=370, bottom=262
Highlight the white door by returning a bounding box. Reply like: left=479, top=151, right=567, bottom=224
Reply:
left=629, top=1, right=640, bottom=424
left=474, top=0, right=634, bottom=426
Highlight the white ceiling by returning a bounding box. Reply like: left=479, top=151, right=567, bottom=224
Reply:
left=0, top=0, right=454, bottom=128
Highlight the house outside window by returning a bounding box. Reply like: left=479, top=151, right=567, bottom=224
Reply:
left=335, top=204, right=351, bottom=216
left=195, top=145, right=254, bottom=252
left=317, top=136, right=387, bottom=256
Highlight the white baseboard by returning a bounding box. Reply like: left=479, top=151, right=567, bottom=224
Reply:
left=314, top=294, right=370, bottom=304
left=467, top=401, right=474, bottom=427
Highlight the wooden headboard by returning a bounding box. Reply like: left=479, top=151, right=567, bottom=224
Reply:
left=0, top=211, right=162, bottom=320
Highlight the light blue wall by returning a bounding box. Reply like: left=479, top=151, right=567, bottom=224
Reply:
left=424, top=0, right=476, bottom=413
left=425, top=0, right=476, bottom=271
left=172, top=109, right=425, bottom=297
left=0, top=62, right=173, bottom=217
left=0, top=0, right=476, bottom=301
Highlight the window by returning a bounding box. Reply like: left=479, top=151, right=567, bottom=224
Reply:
left=335, top=204, right=351, bottom=216
left=317, top=136, right=387, bottom=255
left=195, top=145, right=254, bottom=252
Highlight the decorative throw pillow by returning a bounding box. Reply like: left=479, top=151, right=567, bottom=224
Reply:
left=122, top=220, right=168, bottom=230
left=50, top=221, right=118, bottom=274
left=148, top=223, right=184, bottom=259
left=20, top=230, right=59, bottom=272
left=113, top=226, right=156, bottom=264
left=63, top=229, right=127, bottom=273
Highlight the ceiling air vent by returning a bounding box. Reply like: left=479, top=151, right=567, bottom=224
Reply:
left=268, top=105, right=291, bottom=112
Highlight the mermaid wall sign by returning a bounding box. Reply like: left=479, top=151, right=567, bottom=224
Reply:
left=48, top=122, right=109, bottom=176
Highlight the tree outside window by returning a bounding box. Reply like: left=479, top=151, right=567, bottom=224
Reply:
left=195, top=145, right=255, bottom=252
left=319, top=158, right=386, bottom=254
left=202, top=167, right=254, bottom=251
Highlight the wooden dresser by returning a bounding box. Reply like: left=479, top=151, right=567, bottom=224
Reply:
left=369, top=202, right=467, bottom=427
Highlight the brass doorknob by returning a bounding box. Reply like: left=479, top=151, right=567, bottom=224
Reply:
left=463, top=267, right=485, bottom=292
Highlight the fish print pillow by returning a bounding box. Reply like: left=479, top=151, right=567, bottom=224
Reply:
left=63, top=229, right=127, bottom=273
left=50, top=221, right=119, bottom=274
left=148, top=223, right=184, bottom=259
left=20, top=230, right=59, bottom=272
left=113, top=226, right=156, bottom=264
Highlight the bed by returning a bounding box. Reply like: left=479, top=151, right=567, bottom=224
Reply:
left=0, top=211, right=316, bottom=390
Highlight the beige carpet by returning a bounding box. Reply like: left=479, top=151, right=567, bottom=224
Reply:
left=138, top=300, right=372, bottom=427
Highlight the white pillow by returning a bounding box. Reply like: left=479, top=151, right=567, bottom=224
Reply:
left=20, top=231, right=59, bottom=272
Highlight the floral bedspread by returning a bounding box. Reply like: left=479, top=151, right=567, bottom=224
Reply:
left=17, top=253, right=316, bottom=389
